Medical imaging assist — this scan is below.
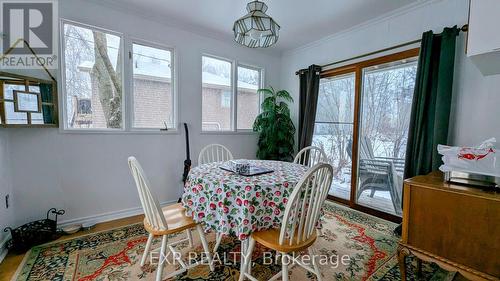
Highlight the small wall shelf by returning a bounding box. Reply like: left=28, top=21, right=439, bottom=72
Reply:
left=0, top=72, right=58, bottom=128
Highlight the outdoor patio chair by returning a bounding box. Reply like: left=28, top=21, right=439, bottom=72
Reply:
left=347, top=137, right=404, bottom=215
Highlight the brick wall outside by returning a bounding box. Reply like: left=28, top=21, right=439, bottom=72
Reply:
left=78, top=78, right=259, bottom=130
left=202, top=86, right=260, bottom=131
left=237, top=89, right=260, bottom=130
left=133, top=77, right=172, bottom=128
left=202, top=86, right=232, bottom=130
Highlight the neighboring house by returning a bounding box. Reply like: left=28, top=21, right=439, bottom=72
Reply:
left=73, top=61, right=259, bottom=130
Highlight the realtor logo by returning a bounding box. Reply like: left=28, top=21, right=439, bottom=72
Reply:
left=0, top=0, right=58, bottom=69
left=3, top=2, right=52, bottom=54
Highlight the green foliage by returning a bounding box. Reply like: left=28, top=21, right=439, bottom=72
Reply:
left=253, top=87, right=296, bottom=161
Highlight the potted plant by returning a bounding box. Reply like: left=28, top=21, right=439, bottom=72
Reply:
left=253, top=87, right=295, bottom=161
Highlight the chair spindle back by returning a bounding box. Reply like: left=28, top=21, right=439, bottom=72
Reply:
left=279, top=163, right=333, bottom=246
left=198, top=144, right=233, bottom=165
left=128, top=156, right=168, bottom=230
left=294, top=146, right=328, bottom=167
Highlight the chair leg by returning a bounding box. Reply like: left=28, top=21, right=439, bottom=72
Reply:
left=141, top=233, right=154, bottom=266
left=156, top=235, right=168, bottom=281
left=186, top=229, right=194, bottom=248
left=214, top=232, right=223, bottom=253
left=196, top=225, right=214, bottom=271
left=238, top=237, right=255, bottom=281
left=369, top=189, right=376, bottom=198
left=309, top=248, right=322, bottom=281
left=281, top=253, right=289, bottom=281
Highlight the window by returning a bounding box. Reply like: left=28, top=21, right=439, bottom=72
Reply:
left=132, top=43, right=174, bottom=129
left=357, top=58, right=417, bottom=215
left=237, top=66, right=261, bottom=130
left=62, top=21, right=123, bottom=130
left=202, top=56, right=232, bottom=131
left=313, top=73, right=355, bottom=200
left=312, top=49, right=419, bottom=217
left=201, top=55, right=263, bottom=132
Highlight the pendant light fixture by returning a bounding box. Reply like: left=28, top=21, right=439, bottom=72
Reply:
left=233, top=1, right=280, bottom=48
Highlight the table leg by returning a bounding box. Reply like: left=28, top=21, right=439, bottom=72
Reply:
left=397, top=245, right=410, bottom=281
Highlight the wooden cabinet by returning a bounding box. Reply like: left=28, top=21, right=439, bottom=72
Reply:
left=398, top=172, right=500, bottom=281
left=467, top=0, right=500, bottom=75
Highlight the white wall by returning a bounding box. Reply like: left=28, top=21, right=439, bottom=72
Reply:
left=0, top=130, right=14, bottom=259
left=280, top=0, right=500, bottom=147
left=7, top=0, right=282, bottom=226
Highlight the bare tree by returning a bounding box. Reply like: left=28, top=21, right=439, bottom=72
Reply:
left=91, top=32, right=122, bottom=128
left=313, top=62, right=417, bottom=188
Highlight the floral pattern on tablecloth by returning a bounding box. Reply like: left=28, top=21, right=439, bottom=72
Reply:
left=182, top=160, right=308, bottom=240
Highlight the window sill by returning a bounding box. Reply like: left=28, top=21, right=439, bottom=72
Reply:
left=200, top=130, right=257, bottom=135
left=59, top=128, right=180, bottom=135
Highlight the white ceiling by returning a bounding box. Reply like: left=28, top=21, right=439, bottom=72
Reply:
left=100, top=0, right=421, bottom=52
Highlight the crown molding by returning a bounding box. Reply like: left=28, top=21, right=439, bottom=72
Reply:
left=283, top=0, right=444, bottom=56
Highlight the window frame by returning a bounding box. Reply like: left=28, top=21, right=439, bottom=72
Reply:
left=129, top=38, right=177, bottom=132
left=59, top=19, right=179, bottom=134
left=317, top=48, right=420, bottom=223
left=201, top=53, right=264, bottom=134
left=59, top=19, right=127, bottom=133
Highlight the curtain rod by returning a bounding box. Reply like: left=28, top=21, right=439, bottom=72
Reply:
left=295, top=24, right=468, bottom=75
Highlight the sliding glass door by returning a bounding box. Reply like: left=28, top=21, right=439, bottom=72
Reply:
left=357, top=59, right=418, bottom=216
left=312, top=49, right=419, bottom=221
left=313, top=73, right=355, bottom=200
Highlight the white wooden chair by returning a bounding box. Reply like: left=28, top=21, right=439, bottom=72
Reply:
left=198, top=143, right=234, bottom=165
left=294, top=146, right=328, bottom=167
left=239, top=163, right=334, bottom=281
left=197, top=144, right=234, bottom=252
left=128, top=157, right=214, bottom=281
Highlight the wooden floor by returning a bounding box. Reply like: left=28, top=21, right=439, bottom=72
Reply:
left=0, top=215, right=144, bottom=281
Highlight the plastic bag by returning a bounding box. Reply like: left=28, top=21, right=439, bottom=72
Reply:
left=437, top=138, right=499, bottom=176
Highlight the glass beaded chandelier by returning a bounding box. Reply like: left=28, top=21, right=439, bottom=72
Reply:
left=233, top=1, right=280, bottom=48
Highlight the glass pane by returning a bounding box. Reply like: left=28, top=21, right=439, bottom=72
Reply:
left=132, top=43, right=174, bottom=129
left=28, top=86, right=45, bottom=124
left=357, top=58, right=418, bottom=216
left=4, top=84, right=24, bottom=100
left=312, top=73, right=355, bottom=200
left=5, top=101, right=27, bottom=124
left=63, top=23, right=123, bottom=129
left=237, top=66, right=260, bottom=130
left=16, top=92, right=39, bottom=112
left=31, top=112, right=44, bottom=124
left=202, top=56, right=232, bottom=131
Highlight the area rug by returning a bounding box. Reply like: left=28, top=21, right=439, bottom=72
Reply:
left=12, top=202, right=441, bottom=281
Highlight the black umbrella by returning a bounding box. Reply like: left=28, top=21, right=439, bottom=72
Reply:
left=182, top=122, right=191, bottom=183
left=179, top=123, right=191, bottom=203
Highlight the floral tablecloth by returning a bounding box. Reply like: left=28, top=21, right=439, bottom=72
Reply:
left=182, top=160, right=308, bottom=240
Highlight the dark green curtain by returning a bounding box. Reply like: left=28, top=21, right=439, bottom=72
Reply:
left=39, top=83, right=54, bottom=124
left=298, top=64, right=321, bottom=150
left=404, top=26, right=460, bottom=179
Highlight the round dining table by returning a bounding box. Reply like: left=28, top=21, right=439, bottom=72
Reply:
left=182, top=159, right=308, bottom=273
left=182, top=159, right=308, bottom=240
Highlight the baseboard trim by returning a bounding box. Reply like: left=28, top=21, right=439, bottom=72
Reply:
left=58, top=200, right=178, bottom=227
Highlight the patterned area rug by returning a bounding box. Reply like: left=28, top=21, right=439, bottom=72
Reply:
left=12, top=202, right=447, bottom=281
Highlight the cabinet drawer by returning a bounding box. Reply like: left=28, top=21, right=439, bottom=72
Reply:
left=405, top=185, right=500, bottom=277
